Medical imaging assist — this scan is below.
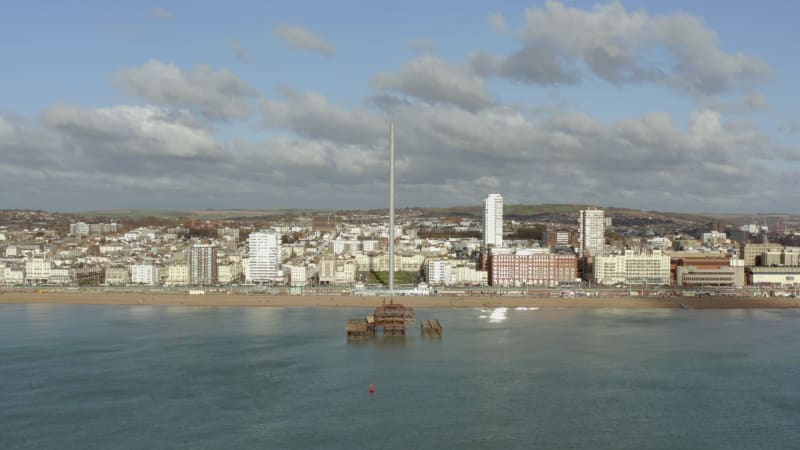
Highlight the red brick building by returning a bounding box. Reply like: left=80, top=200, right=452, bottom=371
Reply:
left=488, top=248, right=578, bottom=287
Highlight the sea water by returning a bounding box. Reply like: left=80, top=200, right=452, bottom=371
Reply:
left=1, top=304, right=799, bottom=449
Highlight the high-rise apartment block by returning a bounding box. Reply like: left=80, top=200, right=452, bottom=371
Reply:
left=248, top=230, right=281, bottom=283
left=483, top=193, right=503, bottom=248
left=190, top=244, right=217, bottom=285
left=579, top=208, right=606, bottom=258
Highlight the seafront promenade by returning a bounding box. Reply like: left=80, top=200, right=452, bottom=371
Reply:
left=1, top=290, right=799, bottom=309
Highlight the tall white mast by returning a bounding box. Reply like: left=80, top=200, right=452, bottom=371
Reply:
left=389, top=124, right=395, bottom=293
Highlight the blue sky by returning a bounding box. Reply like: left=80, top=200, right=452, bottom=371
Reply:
left=1, top=1, right=799, bottom=213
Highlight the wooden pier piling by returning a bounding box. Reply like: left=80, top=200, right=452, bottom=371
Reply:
left=421, top=319, right=443, bottom=338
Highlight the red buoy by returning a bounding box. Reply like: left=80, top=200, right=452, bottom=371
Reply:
left=369, top=384, right=375, bottom=394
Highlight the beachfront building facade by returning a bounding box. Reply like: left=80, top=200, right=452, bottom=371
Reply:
left=166, top=264, right=189, bottom=285
left=2, top=266, right=24, bottom=285
left=288, top=264, right=308, bottom=287
left=248, top=230, right=281, bottom=284
left=748, top=267, right=800, bottom=287
left=24, top=257, right=51, bottom=284
left=130, top=264, right=160, bottom=285
left=676, top=264, right=745, bottom=288
left=426, top=259, right=452, bottom=286
left=593, top=251, right=671, bottom=285
left=105, top=267, right=130, bottom=285
left=217, top=263, right=242, bottom=284
left=487, top=247, right=578, bottom=287
left=190, top=244, right=217, bottom=285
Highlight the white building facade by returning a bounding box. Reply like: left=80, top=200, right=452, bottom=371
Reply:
left=483, top=193, right=503, bottom=249
left=426, top=260, right=452, bottom=286
left=288, top=265, right=308, bottom=287
left=25, top=257, right=51, bottom=284
left=131, top=264, right=160, bottom=285
left=579, top=209, right=606, bottom=258
left=248, top=231, right=281, bottom=283
left=593, top=251, right=671, bottom=285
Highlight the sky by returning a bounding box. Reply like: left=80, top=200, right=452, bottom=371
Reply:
left=1, top=0, right=799, bottom=213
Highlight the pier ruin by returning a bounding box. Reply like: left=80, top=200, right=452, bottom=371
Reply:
left=346, top=300, right=440, bottom=339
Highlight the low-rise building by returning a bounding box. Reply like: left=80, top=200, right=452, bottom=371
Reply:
left=288, top=265, right=308, bottom=287
left=426, top=260, right=452, bottom=286
left=748, top=267, right=800, bottom=287
left=75, top=266, right=104, bottom=285
left=594, top=250, right=671, bottom=285
left=450, top=265, right=488, bottom=285
left=2, top=267, right=24, bottom=285
left=676, top=259, right=745, bottom=288
left=131, top=264, right=159, bottom=285
left=167, top=264, right=189, bottom=285
left=25, top=257, right=51, bottom=284
left=543, top=229, right=573, bottom=249
left=106, top=267, right=130, bottom=285
left=743, top=242, right=782, bottom=266
left=48, top=268, right=73, bottom=285
left=218, top=263, right=242, bottom=284
left=318, top=257, right=357, bottom=285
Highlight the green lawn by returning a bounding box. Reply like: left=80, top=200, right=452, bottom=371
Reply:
left=367, top=271, right=417, bottom=286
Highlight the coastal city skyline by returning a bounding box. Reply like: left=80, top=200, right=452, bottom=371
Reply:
left=2, top=1, right=800, bottom=213
left=3, top=195, right=800, bottom=291
left=6, top=3, right=800, bottom=448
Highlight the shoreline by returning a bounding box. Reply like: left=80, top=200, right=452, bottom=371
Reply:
left=1, top=292, right=799, bottom=309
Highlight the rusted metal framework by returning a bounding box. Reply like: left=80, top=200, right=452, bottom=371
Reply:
left=346, top=301, right=439, bottom=339
left=420, top=319, right=443, bottom=338
left=373, top=302, right=415, bottom=335
left=345, top=317, right=375, bottom=339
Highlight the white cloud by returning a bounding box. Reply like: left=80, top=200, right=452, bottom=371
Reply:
left=471, top=1, right=770, bottom=94
left=371, top=55, right=493, bottom=110
left=273, top=24, right=336, bottom=56
left=2, top=91, right=797, bottom=212
left=254, top=89, right=794, bottom=212
left=261, top=89, right=385, bottom=145
left=114, top=60, right=258, bottom=120
left=41, top=103, right=220, bottom=157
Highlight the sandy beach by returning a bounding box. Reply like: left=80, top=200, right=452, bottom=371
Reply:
left=1, top=291, right=799, bottom=309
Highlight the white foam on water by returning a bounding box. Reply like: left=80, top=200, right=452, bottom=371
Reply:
left=488, top=307, right=508, bottom=323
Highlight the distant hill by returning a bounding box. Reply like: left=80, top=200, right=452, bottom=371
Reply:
left=57, top=204, right=800, bottom=228
left=63, top=204, right=726, bottom=226
left=71, top=209, right=312, bottom=221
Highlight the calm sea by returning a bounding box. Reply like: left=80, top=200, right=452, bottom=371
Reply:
left=1, top=304, right=799, bottom=449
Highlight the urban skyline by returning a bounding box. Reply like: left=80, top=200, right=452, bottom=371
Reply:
left=1, top=1, right=799, bottom=214
left=5, top=197, right=800, bottom=291
left=5, top=3, right=800, bottom=447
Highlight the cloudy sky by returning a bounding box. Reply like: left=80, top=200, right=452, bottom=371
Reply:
left=1, top=0, right=799, bottom=213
